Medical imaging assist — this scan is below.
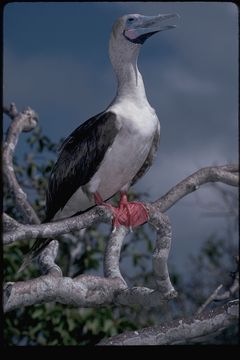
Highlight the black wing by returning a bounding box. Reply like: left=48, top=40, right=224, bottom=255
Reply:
left=131, top=121, right=160, bottom=186
left=45, top=111, right=118, bottom=221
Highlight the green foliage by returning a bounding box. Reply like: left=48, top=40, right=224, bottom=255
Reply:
left=4, top=303, right=138, bottom=346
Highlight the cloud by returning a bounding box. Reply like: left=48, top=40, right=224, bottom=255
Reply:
left=162, top=66, right=217, bottom=95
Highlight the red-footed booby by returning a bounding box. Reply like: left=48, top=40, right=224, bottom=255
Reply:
left=20, top=13, right=178, bottom=270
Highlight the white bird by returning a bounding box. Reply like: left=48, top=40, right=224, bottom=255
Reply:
left=20, top=13, right=178, bottom=271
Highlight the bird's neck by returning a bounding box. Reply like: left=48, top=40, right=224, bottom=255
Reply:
left=116, top=62, right=146, bottom=100
left=110, top=48, right=148, bottom=104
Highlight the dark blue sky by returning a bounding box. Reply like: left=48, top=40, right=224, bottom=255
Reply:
left=3, top=2, right=238, bottom=273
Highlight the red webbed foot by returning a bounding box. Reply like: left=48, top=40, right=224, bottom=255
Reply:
left=94, top=192, right=148, bottom=231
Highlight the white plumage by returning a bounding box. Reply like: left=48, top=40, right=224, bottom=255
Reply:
left=20, top=12, right=178, bottom=270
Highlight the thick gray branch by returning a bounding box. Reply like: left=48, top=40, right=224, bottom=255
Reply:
left=98, top=300, right=239, bottom=345
left=4, top=274, right=168, bottom=313
left=3, top=103, right=40, bottom=224
left=104, top=226, right=129, bottom=286
left=4, top=275, right=125, bottom=312
left=155, top=164, right=238, bottom=212
left=147, top=206, right=177, bottom=299
left=3, top=207, right=111, bottom=245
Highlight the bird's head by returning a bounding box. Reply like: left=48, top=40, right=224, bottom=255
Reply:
left=109, top=13, right=179, bottom=63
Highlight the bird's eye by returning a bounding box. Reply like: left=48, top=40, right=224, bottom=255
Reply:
left=128, top=17, right=135, bottom=22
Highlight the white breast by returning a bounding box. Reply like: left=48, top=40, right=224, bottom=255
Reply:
left=88, top=99, right=159, bottom=198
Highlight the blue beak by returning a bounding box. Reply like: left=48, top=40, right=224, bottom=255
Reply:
left=124, top=13, right=179, bottom=44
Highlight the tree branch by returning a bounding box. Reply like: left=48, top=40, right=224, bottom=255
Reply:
left=3, top=103, right=40, bottom=224
left=4, top=274, right=170, bottom=313
left=215, top=276, right=239, bottom=301
left=103, top=226, right=129, bottom=286
left=98, top=300, right=239, bottom=345
left=36, top=240, right=63, bottom=277
left=155, top=165, right=238, bottom=212
left=196, top=284, right=224, bottom=315
left=4, top=163, right=238, bottom=245
left=3, top=205, right=178, bottom=310
left=3, top=274, right=124, bottom=312
left=147, top=207, right=177, bottom=298
left=3, top=206, right=111, bottom=245
left=3, top=103, right=60, bottom=274
left=3, top=103, right=18, bottom=119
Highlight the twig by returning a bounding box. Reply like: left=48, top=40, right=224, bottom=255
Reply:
left=196, top=285, right=224, bottom=315
left=197, top=257, right=239, bottom=314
